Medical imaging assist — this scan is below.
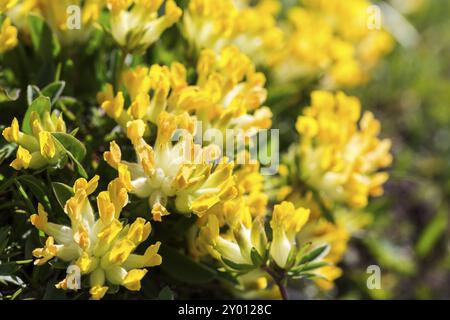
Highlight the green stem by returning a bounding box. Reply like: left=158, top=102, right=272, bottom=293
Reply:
left=114, top=48, right=128, bottom=91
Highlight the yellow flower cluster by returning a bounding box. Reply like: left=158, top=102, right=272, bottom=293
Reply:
left=196, top=200, right=335, bottom=289
left=2, top=99, right=68, bottom=170
left=293, top=91, right=392, bottom=209
left=2, top=0, right=180, bottom=49
left=34, top=0, right=102, bottom=45
left=107, top=0, right=181, bottom=53
left=98, top=45, right=272, bottom=136
left=0, top=0, right=100, bottom=45
left=1, top=0, right=36, bottom=32
left=104, top=115, right=237, bottom=221
left=273, top=0, right=393, bottom=87
left=183, top=0, right=284, bottom=65
left=0, top=16, right=17, bottom=53
left=31, top=175, right=162, bottom=300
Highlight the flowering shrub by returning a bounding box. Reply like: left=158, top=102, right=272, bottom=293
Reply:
left=1, top=0, right=445, bottom=301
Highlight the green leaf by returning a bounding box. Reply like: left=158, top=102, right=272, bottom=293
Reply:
left=51, top=135, right=88, bottom=178
left=298, top=244, right=330, bottom=265
left=16, top=175, right=51, bottom=210
left=51, top=182, right=74, bottom=210
left=67, top=151, right=88, bottom=178
left=41, top=81, right=66, bottom=105
left=22, top=96, right=51, bottom=134
left=52, top=132, right=86, bottom=162
left=250, top=247, right=264, bottom=267
left=291, top=272, right=326, bottom=281
left=221, top=257, right=255, bottom=272
left=160, top=245, right=217, bottom=284
left=415, top=207, right=448, bottom=259
left=294, top=241, right=312, bottom=265
left=290, top=261, right=329, bottom=274
left=364, top=237, right=416, bottom=275
left=14, top=180, right=36, bottom=214
left=10, top=288, right=23, bottom=300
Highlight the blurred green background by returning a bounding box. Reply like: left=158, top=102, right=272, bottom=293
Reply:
left=339, top=0, right=450, bottom=299
left=268, top=0, right=450, bottom=299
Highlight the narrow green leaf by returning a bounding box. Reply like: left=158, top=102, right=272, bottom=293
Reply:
left=294, top=241, right=312, bottom=265
left=51, top=182, right=74, bottom=209
left=290, top=261, right=329, bottom=274
left=416, top=207, right=448, bottom=259
left=51, top=136, right=88, bottom=178
left=14, top=180, right=36, bottom=214
left=10, top=288, right=23, bottom=300
left=250, top=247, right=264, bottom=267
left=17, top=175, right=51, bottom=210
left=41, top=81, right=66, bottom=105
left=221, top=257, right=255, bottom=271
left=298, top=244, right=330, bottom=265
left=52, top=132, right=86, bottom=162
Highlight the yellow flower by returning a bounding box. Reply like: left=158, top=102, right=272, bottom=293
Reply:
left=98, top=84, right=126, bottom=121
left=183, top=0, right=283, bottom=65
left=10, top=145, right=32, bottom=170
left=0, top=0, right=17, bottom=13
left=36, top=0, right=103, bottom=45
left=2, top=0, right=38, bottom=32
left=104, top=114, right=238, bottom=221
left=2, top=103, right=71, bottom=171
left=272, top=0, right=393, bottom=88
left=107, top=0, right=182, bottom=53
left=0, top=17, right=18, bottom=54
left=100, top=46, right=272, bottom=136
left=30, top=175, right=162, bottom=299
left=314, top=265, right=343, bottom=290
left=194, top=198, right=335, bottom=292
left=270, top=201, right=310, bottom=269
left=292, top=91, right=392, bottom=209
left=89, top=286, right=108, bottom=300
left=32, top=236, right=58, bottom=266
left=39, top=131, right=56, bottom=159
left=198, top=207, right=267, bottom=267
